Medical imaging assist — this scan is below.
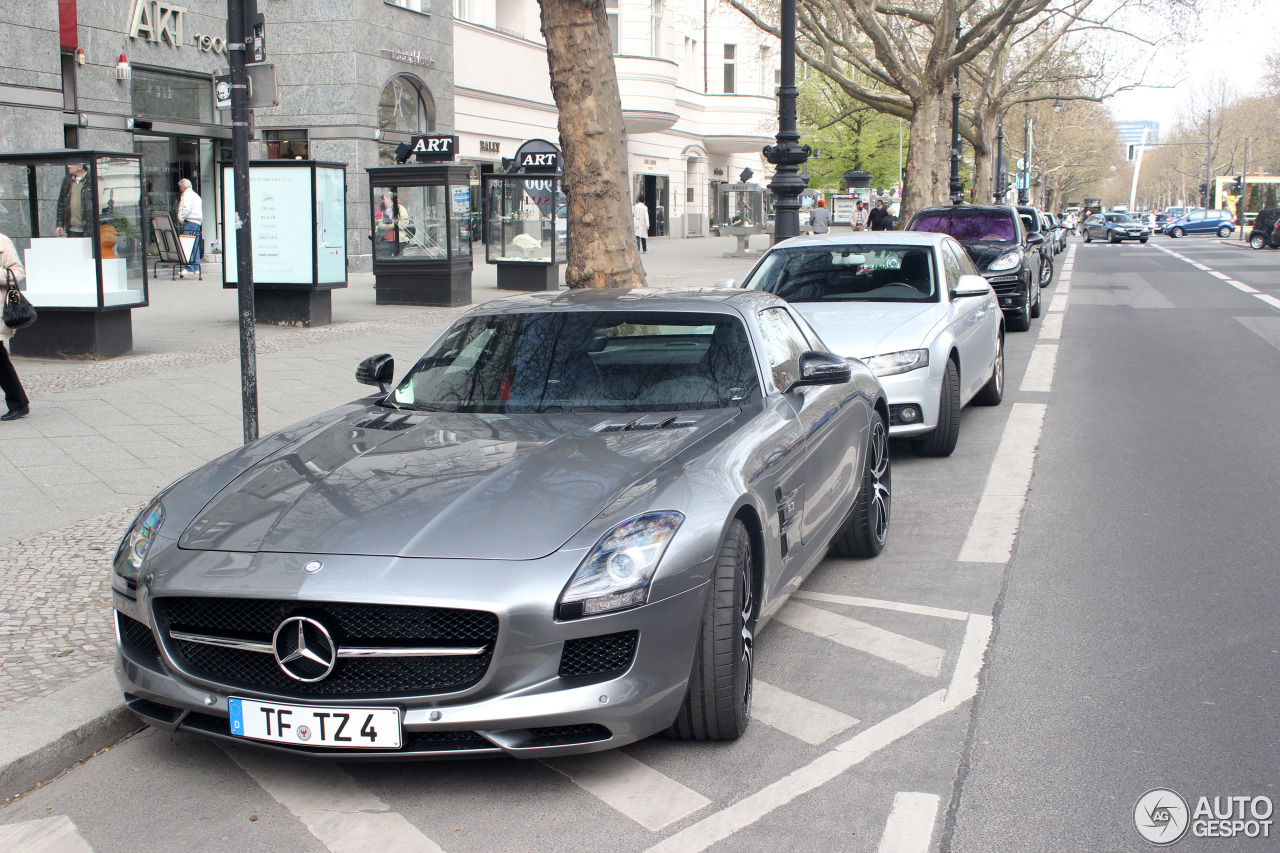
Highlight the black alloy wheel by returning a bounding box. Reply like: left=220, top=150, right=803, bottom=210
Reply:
left=832, top=412, right=891, bottom=556
left=667, top=519, right=755, bottom=741
left=974, top=332, right=1004, bottom=406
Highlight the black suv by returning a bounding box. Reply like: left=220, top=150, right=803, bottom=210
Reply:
left=907, top=205, right=1042, bottom=331
left=1249, top=208, right=1280, bottom=250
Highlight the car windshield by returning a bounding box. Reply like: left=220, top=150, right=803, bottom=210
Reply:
left=910, top=209, right=1017, bottom=242
left=389, top=310, right=761, bottom=414
left=1106, top=214, right=1135, bottom=224
left=743, top=245, right=938, bottom=303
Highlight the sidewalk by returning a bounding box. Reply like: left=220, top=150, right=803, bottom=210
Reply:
left=0, top=234, right=770, bottom=797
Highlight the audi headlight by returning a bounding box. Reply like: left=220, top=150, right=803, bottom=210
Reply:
left=114, top=499, right=165, bottom=581
left=987, top=251, right=1021, bottom=272
left=862, top=349, right=930, bottom=377
left=557, top=512, right=684, bottom=619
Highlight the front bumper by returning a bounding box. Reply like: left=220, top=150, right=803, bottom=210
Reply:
left=114, top=555, right=710, bottom=759
left=982, top=270, right=1031, bottom=317
left=874, top=367, right=937, bottom=437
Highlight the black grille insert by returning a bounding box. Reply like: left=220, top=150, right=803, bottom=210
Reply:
left=559, top=631, right=638, bottom=678
left=117, top=612, right=160, bottom=660
left=527, top=724, right=612, bottom=746
left=154, top=597, right=498, bottom=699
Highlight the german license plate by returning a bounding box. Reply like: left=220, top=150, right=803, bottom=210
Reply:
left=228, top=698, right=402, bottom=749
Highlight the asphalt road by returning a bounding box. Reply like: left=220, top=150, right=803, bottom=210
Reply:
left=3, top=237, right=1277, bottom=852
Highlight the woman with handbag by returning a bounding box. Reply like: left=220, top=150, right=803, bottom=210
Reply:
left=1, top=231, right=32, bottom=422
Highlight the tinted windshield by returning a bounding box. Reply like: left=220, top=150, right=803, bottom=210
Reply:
left=390, top=311, right=760, bottom=413
left=1105, top=214, right=1135, bottom=224
left=910, top=209, right=1017, bottom=242
left=744, top=245, right=938, bottom=303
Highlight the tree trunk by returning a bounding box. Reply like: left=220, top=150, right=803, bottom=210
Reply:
left=539, top=0, right=646, bottom=289
left=900, top=86, right=945, bottom=223
left=970, top=106, right=998, bottom=204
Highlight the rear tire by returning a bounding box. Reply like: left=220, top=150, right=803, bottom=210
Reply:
left=832, top=412, right=891, bottom=557
left=1251, top=233, right=1267, bottom=249
left=1040, top=256, right=1053, bottom=287
left=1217, top=225, right=1232, bottom=238
left=666, top=520, right=754, bottom=741
left=914, top=359, right=960, bottom=457
left=974, top=332, right=1004, bottom=406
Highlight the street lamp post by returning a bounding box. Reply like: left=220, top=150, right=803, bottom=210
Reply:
left=1018, top=106, right=1030, bottom=205
left=948, top=25, right=963, bottom=205
left=994, top=122, right=1005, bottom=203
left=764, top=0, right=810, bottom=243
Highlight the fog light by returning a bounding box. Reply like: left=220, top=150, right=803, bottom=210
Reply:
left=901, top=406, right=919, bottom=422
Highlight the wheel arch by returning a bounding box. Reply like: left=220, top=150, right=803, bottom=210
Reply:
left=731, top=503, right=765, bottom=619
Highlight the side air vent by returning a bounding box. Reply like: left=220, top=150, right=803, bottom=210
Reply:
left=594, top=415, right=696, bottom=433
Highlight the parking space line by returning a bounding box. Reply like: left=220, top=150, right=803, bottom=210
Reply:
left=957, top=403, right=1047, bottom=563
left=0, top=815, right=94, bottom=853
left=774, top=601, right=946, bottom=678
left=1038, top=312, right=1064, bottom=340
left=644, top=604, right=994, bottom=853
left=1153, top=244, right=1274, bottom=309
left=752, top=679, right=860, bottom=745
left=876, top=792, right=942, bottom=853
left=1209, top=271, right=1231, bottom=280
left=792, top=591, right=970, bottom=622
left=226, top=746, right=444, bottom=853
left=1019, top=343, right=1058, bottom=392
left=1228, top=280, right=1259, bottom=293
left=543, top=751, right=710, bottom=831
left=1047, top=293, right=1068, bottom=312
left=1257, top=294, right=1280, bottom=312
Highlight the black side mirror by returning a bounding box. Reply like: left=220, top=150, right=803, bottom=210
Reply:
left=356, top=354, right=395, bottom=393
left=1026, top=232, right=1045, bottom=245
left=793, top=351, right=852, bottom=389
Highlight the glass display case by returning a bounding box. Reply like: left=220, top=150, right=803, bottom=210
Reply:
left=367, top=164, right=473, bottom=306
left=715, top=181, right=765, bottom=258
left=0, top=150, right=148, bottom=358
left=482, top=138, right=565, bottom=292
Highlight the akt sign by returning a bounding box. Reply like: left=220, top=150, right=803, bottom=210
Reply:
left=129, top=0, right=187, bottom=46
left=406, top=135, right=458, bottom=163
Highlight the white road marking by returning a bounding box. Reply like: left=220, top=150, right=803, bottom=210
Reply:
left=1257, top=294, right=1280, bottom=312
left=226, top=746, right=444, bottom=853
left=1191, top=262, right=1211, bottom=270
left=957, top=403, right=1047, bottom=563
left=0, top=816, right=94, bottom=853
left=877, top=792, right=943, bottom=853
left=1154, top=244, right=1272, bottom=307
left=1047, top=293, right=1069, bottom=312
left=1209, top=271, right=1231, bottom=280
left=1228, top=280, right=1259, bottom=293
left=751, top=680, right=860, bottom=745
left=643, top=605, right=994, bottom=853
left=774, top=601, right=946, bottom=677
left=1038, top=312, right=1064, bottom=340
left=543, top=751, right=710, bottom=831
left=793, top=591, right=970, bottom=622
left=1019, top=344, right=1058, bottom=392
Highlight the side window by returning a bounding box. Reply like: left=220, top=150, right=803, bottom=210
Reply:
left=756, top=307, right=810, bottom=390
left=1189, top=211, right=1204, bottom=221
left=940, top=243, right=963, bottom=289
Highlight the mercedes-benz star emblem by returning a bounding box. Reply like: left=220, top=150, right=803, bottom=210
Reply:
left=272, top=616, right=337, bottom=682
left=303, top=560, right=324, bottom=574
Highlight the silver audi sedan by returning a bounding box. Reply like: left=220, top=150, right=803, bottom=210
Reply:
left=113, top=288, right=890, bottom=759
left=736, top=232, right=1004, bottom=457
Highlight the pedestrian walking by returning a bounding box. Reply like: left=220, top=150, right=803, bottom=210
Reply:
left=869, top=199, right=891, bottom=231
left=852, top=201, right=868, bottom=231
left=633, top=196, right=649, bottom=253
left=55, top=162, right=93, bottom=238
left=0, top=231, right=31, bottom=422
left=176, top=178, right=203, bottom=276
left=810, top=199, right=831, bottom=234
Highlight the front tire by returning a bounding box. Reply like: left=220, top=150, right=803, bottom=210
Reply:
left=915, top=359, right=960, bottom=457
left=1139, top=237, right=1148, bottom=243
left=1217, top=225, right=1232, bottom=238
left=832, top=413, right=891, bottom=557
left=1084, top=230, right=1092, bottom=243
left=667, top=519, right=754, bottom=741
left=974, top=332, right=1004, bottom=406
left=1029, top=280, right=1042, bottom=318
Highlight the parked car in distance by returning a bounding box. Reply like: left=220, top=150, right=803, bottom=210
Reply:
left=1016, top=206, right=1055, bottom=286
left=1165, top=209, right=1235, bottom=238
left=113, top=288, right=893, bottom=759
left=737, top=232, right=1004, bottom=457
left=1249, top=207, right=1280, bottom=249
left=1042, top=212, right=1067, bottom=253
left=1151, top=212, right=1170, bottom=233
left=1083, top=212, right=1151, bottom=244
left=905, top=205, right=1042, bottom=333
left=1165, top=207, right=1187, bottom=220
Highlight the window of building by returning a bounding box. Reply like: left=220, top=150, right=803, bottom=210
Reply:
left=131, top=67, right=214, bottom=124
left=683, top=37, right=697, bottom=88
left=60, top=53, right=77, bottom=112
left=606, top=0, right=620, bottom=54
left=386, top=0, right=426, bottom=12
left=650, top=0, right=664, bottom=58
left=454, top=0, right=475, bottom=23
left=723, top=44, right=736, bottom=94
left=265, top=129, right=309, bottom=160
left=378, top=75, right=436, bottom=165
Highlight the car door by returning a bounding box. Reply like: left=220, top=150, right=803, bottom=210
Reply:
left=1185, top=211, right=1206, bottom=234
left=944, top=240, right=996, bottom=401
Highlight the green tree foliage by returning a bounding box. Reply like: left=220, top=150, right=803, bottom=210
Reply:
left=798, top=75, right=916, bottom=192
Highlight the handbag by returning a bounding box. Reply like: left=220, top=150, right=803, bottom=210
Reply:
left=3, top=269, right=37, bottom=331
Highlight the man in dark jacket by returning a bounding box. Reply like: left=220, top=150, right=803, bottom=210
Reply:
left=56, top=163, right=94, bottom=238
left=868, top=199, right=892, bottom=231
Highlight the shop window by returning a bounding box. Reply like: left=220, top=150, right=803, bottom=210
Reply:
left=723, top=44, right=736, bottom=94
left=265, top=129, right=309, bottom=160
left=378, top=75, right=436, bottom=165
left=131, top=67, right=214, bottom=124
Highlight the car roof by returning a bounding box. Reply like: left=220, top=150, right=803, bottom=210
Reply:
left=470, top=286, right=781, bottom=316
left=771, top=231, right=952, bottom=250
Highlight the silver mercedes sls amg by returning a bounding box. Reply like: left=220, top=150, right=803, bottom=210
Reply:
left=113, top=287, right=891, bottom=759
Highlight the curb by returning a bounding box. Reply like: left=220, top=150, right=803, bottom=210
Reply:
left=0, top=668, right=140, bottom=801
left=1215, top=239, right=1251, bottom=249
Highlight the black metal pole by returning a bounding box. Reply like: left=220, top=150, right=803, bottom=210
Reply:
left=1018, top=108, right=1029, bottom=205
left=764, top=0, right=809, bottom=243
left=1204, top=109, right=1212, bottom=209
left=1240, top=138, right=1248, bottom=241
left=949, top=25, right=963, bottom=205
left=994, top=122, right=1005, bottom=203
left=227, top=0, right=258, bottom=443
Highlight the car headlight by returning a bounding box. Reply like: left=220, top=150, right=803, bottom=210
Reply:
left=862, top=349, right=930, bottom=377
left=987, top=251, right=1021, bottom=272
left=558, top=512, right=684, bottom=619
left=114, top=499, right=165, bottom=581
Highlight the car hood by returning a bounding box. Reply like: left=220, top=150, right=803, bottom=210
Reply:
left=178, top=407, right=736, bottom=560
left=956, top=240, right=1020, bottom=270
left=793, top=302, right=946, bottom=360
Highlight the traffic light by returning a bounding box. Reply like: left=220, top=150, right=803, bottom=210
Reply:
left=1231, top=175, right=1243, bottom=194
left=1126, top=144, right=1137, bottom=161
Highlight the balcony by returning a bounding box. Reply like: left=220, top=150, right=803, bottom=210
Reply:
left=615, top=55, right=679, bottom=134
